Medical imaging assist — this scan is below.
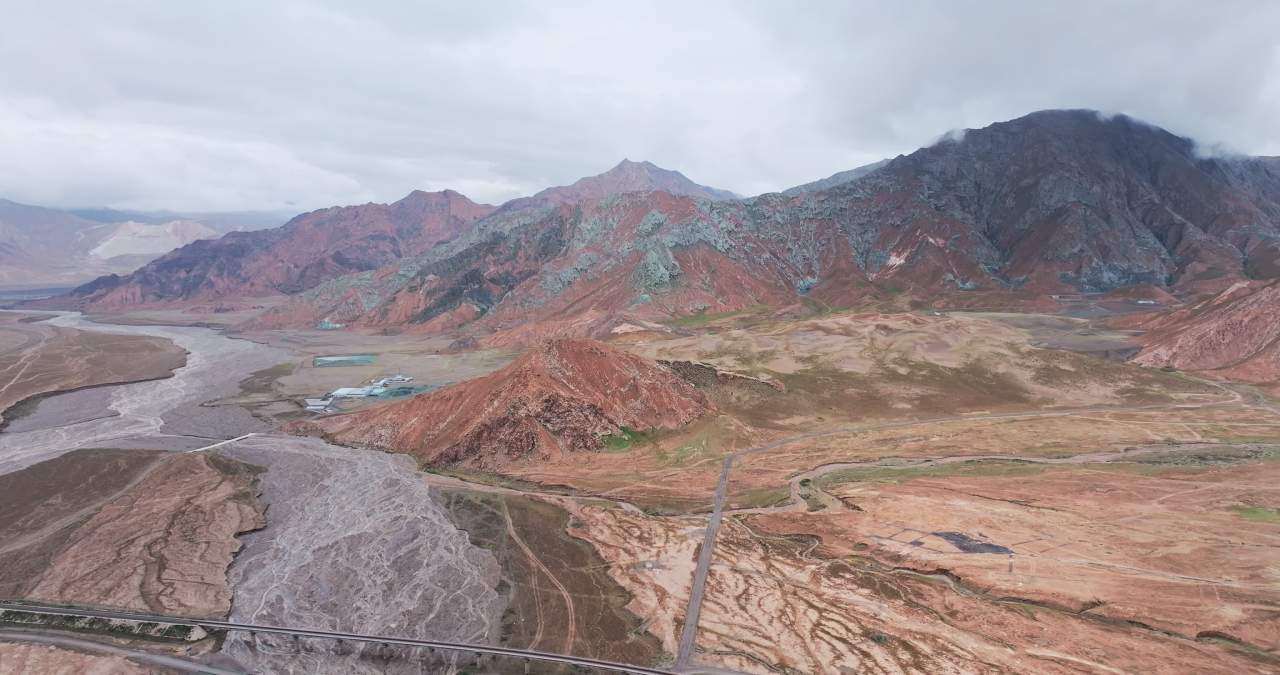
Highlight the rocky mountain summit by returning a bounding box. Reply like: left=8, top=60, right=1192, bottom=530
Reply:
left=502, top=159, right=739, bottom=212
left=290, top=338, right=711, bottom=468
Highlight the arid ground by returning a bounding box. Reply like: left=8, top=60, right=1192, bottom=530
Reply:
left=2, top=307, right=1277, bottom=674
left=411, top=309, right=1280, bottom=673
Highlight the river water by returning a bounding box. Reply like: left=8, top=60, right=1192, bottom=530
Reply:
left=0, top=312, right=504, bottom=673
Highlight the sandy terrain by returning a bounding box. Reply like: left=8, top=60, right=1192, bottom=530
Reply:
left=560, top=502, right=703, bottom=658
left=628, top=311, right=1211, bottom=422
left=692, top=510, right=1275, bottom=675
left=0, top=448, right=164, bottom=599
left=0, top=640, right=160, bottom=674
left=808, top=454, right=1280, bottom=648
left=552, top=449, right=1280, bottom=674
left=0, top=311, right=185, bottom=426
left=1, top=449, right=263, bottom=618
left=5, top=300, right=1276, bottom=674
left=465, top=309, right=1280, bottom=673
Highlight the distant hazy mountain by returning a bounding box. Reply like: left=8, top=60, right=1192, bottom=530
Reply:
left=0, top=199, right=231, bottom=289
left=69, top=207, right=291, bottom=233
left=42, top=160, right=735, bottom=311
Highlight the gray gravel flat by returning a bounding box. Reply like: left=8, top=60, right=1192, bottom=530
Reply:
left=219, top=434, right=503, bottom=674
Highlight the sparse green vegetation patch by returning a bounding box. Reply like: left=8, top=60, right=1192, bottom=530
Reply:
left=1230, top=505, right=1280, bottom=524
left=728, top=486, right=792, bottom=510
left=238, top=361, right=296, bottom=395
left=816, top=459, right=1052, bottom=489
left=601, top=426, right=660, bottom=451
left=665, top=304, right=768, bottom=328
left=431, top=488, right=663, bottom=664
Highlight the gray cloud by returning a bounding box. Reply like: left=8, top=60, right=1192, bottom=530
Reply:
left=1, top=1, right=1277, bottom=211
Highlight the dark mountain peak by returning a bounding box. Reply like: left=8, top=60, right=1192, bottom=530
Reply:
left=963, top=108, right=1195, bottom=156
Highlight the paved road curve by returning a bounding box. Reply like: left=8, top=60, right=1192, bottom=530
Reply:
left=0, top=601, right=676, bottom=675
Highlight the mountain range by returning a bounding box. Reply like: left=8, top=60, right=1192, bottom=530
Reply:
left=29, top=110, right=1280, bottom=349
left=0, top=200, right=286, bottom=289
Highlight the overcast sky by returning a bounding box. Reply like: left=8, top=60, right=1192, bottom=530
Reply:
left=2, top=1, right=1278, bottom=212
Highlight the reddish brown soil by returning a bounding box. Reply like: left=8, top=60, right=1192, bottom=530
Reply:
left=796, top=459, right=1280, bottom=651
left=1131, top=280, right=1280, bottom=390
left=0, top=641, right=158, bottom=674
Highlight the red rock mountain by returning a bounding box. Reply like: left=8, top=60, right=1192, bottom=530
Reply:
left=255, top=110, right=1280, bottom=342
left=290, top=339, right=711, bottom=468
left=1130, top=280, right=1280, bottom=389
left=36, top=190, right=493, bottom=310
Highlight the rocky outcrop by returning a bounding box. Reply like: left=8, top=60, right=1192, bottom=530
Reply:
left=1131, top=280, right=1280, bottom=387
left=290, top=339, right=712, bottom=468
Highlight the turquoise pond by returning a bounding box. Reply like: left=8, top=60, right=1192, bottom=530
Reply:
left=376, top=385, right=435, bottom=398
left=313, top=354, right=377, bottom=367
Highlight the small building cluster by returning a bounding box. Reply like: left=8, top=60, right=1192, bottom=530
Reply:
left=302, top=374, right=414, bottom=413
